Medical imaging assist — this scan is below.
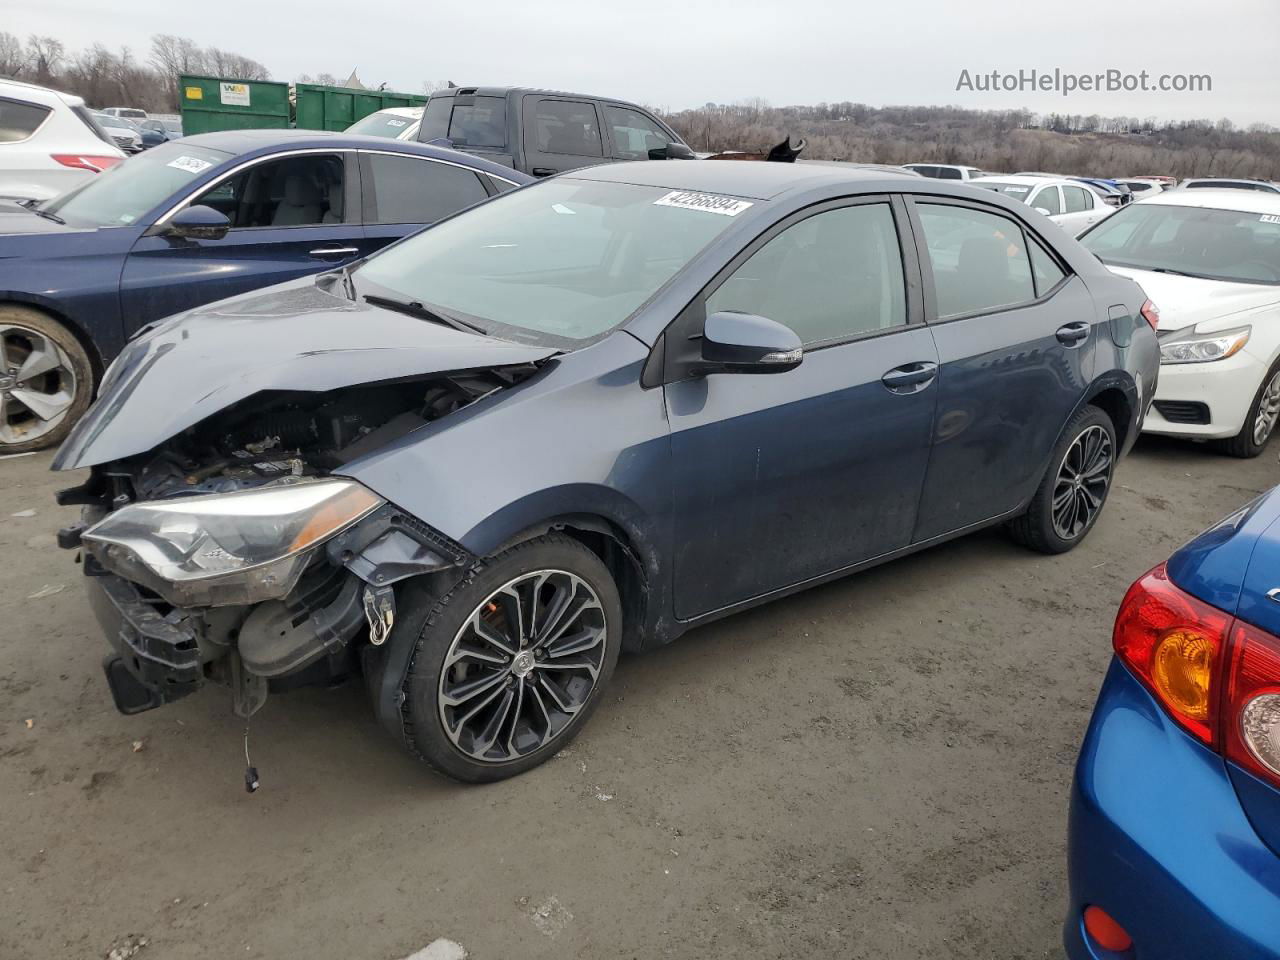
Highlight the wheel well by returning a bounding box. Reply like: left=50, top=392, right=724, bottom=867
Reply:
left=1, top=299, right=106, bottom=381
left=500, top=516, right=650, bottom=653
left=1087, top=387, right=1132, bottom=449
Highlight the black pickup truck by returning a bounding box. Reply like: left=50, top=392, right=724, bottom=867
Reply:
left=415, top=86, right=695, bottom=177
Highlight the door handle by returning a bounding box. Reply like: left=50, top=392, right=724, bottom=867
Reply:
left=531, top=167, right=556, bottom=177
left=881, top=361, right=938, bottom=394
left=1056, top=322, right=1090, bottom=346
left=309, top=246, right=359, bottom=259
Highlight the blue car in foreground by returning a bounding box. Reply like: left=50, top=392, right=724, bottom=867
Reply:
left=0, top=130, right=527, bottom=454
left=1067, top=488, right=1280, bottom=958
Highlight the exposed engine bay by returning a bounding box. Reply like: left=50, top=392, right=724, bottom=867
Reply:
left=59, top=364, right=542, bottom=750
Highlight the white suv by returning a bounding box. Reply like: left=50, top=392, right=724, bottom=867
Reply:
left=0, top=79, right=126, bottom=202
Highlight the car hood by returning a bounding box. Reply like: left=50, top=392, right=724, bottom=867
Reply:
left=0, top=200, right=94, bottom=237
left=53, top=279, right=558, bottom=470
left=1105, top=266, right=1280, bottom=331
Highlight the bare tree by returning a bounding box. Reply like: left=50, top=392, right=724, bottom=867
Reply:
left=26, top=35, right=65, bottom=84
left=0, top=31, right=25, bottom=78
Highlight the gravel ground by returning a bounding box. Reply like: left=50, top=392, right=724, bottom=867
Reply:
left=1, top=438, right=1275, bottom=960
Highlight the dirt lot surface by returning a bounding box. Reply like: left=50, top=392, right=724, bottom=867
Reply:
left=1, top=439, right=1275, bottom=960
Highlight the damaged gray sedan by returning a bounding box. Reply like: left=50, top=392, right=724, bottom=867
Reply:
left=54, top=161, right=1157, bottom=782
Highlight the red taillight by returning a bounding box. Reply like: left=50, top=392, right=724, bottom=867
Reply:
left=1140, top=299, right=1160, bottom=331
left=1113, top=563, right=1230, bottom=744
left=1222, top=619, right=1280, bottom=787
left=50, top=154, right=122, bottom=173
left=1114, top=564, right=1280, bottom=790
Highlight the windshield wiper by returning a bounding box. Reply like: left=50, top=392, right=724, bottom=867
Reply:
left=17, top=199, right=65, bottom=224
left=363, top=294, right=485, bottom=335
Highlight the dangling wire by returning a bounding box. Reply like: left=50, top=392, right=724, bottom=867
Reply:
left=243, top=722, right=259, bottom=794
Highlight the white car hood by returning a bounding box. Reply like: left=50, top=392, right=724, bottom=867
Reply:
left=1105, top=266, right=1280, bottom=331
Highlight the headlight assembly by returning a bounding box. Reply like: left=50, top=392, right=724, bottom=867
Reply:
left=1159, top=325, right=1251, bottom=365
left=82, top=479, right=383, bottom=607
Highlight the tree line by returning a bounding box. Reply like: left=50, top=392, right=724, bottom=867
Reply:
left=655, top=101, right=1280, bottom=179
left=0, top=33, right=269, bottom=114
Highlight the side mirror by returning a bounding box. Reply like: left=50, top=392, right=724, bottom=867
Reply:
left=1033, top=206, right=1053, bottom=217
left=649, top=142, right=696, bottom=161
left=165, top=204, right=230, bottom=241
left=700, top=311, right=802, bottom=374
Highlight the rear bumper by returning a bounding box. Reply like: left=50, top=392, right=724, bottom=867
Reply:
left=1065, top=660, right=1280, bottom=960
left=1142, top=350, right=1265, bottom=440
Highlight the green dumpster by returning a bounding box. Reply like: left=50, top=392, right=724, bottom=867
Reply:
left=178, top=75, right=291, bottom=134
left=294, top=83, right=428, bottom=132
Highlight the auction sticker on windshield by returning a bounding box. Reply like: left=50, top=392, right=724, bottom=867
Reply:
left=653, top=191, right=753, bottom=216
left=167, top=156, right=214, bottom=175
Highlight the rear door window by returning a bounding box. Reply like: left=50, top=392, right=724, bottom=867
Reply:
left=1063, top=186, right=1091, bottom=213
left=361, top=153, right=489, bottom=224
left=916, top=202, right=1037, bottom=319
left=530, top=100, right=603, bottom=157
left=0, top=97, right=52, bottom=142
left=937, top=166, right=963, bottom=179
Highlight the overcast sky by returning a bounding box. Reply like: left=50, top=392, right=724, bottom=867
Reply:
left=19, top=0, right=1280, bottom=126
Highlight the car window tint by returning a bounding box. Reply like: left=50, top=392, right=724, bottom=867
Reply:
left=534, top=101, right=603, bottom=157
left=1029, top=239, right=1066, bottom=295
left=448, top=96, right=506, bottom=149
left=604, top=105, right=670, bottom=160
left=706, top=203, right=907, bottom=346
left=938, top=166, right=963, bottom=179
left=1031, top=186, right=1062, bottom=215
left=193, top=154, right=344, bottom=229
left=1063, top=186, right=1090, bottom=213
left=0, top=97, right=51, bottom=142
left=918, top=203, right=1036, bottom=318
left=365, top=154, right=488, bottom=224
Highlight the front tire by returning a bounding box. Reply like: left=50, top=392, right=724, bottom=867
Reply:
left=399, top=534, right=622, bottom=783
left=1213, top=361, right=1280, bottom=459
left=0, top=306, right=95, bottom=454
left=1009, top=405, right=1116, bottom=554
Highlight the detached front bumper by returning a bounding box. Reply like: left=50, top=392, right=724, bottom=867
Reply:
left=1143, top=349, right=1266, bottom=440
left=84, top=568, right=204, bottom=714
left=1065, top=660, right=1280, bottom=960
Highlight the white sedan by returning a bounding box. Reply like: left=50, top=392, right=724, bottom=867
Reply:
left=1078, top=189, right=1280, bottom=456
left=968, top=175, right=1112, bottom=235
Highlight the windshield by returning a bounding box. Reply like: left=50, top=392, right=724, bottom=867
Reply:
left=971, top=181, right=1033, bottom=201
left=41, top=142, right=233, bottom=227
left=1080, top=202, right=1280, bottom=285
left=346, top=111, right=420, bottom=138
left=356, top=179, right=748, bottom=345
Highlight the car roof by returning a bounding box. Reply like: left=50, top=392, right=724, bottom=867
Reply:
left=564, top=159, right=924, bottom=200
left=0, top=77, right=84, bottom=108
left=969, top=174, right=1075, bottom=188
left=172, top=130, right=532, bottom=182
left=427, top=85, right=648, bottom=106
left=1134, top=189, right=1280, bottom=213
left=366, top=106, right=424, bottom=119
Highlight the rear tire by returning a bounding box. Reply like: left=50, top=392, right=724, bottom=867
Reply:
left=398, top=534, right=622, bottom=783
left=1212, top=361, right=1280, bottom=459
left=1009, top=405, right=1116, bottom=555
left=0, top=306, right=95, bottom=454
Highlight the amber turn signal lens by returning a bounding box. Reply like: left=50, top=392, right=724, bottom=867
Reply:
left=1084, top=905, right=1133, bottom=952
left=1152, top=629, right=1215, bottom=721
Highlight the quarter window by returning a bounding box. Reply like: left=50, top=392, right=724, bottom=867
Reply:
left=604, top=105, right=670, bottom=160
left=0, top=97, right=51, bottom=142
left=706, top=203, right=907, bottom=346
left=1029, top=239, right=1066, bottom=295
left=533, top=101, right=603, bottom=157
left=917, top=203, right=1036, bottom=318
left=362, top=153, right=488, bottom=224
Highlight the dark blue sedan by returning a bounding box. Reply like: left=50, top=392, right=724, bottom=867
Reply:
left=1067, top=490, right=1280, bottom=958
left=55, top=161, right=1159, bottom=783
left=0, top=130, right=528, bottom=453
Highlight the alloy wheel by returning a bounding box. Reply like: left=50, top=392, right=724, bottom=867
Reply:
left=0, top=323, right=78, bottom=447
left=1051, top=424, right=1113, bottom=541
left=1253, top=371, right=1280, bottom=447
left=438, top=569, right=608, bottom=763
